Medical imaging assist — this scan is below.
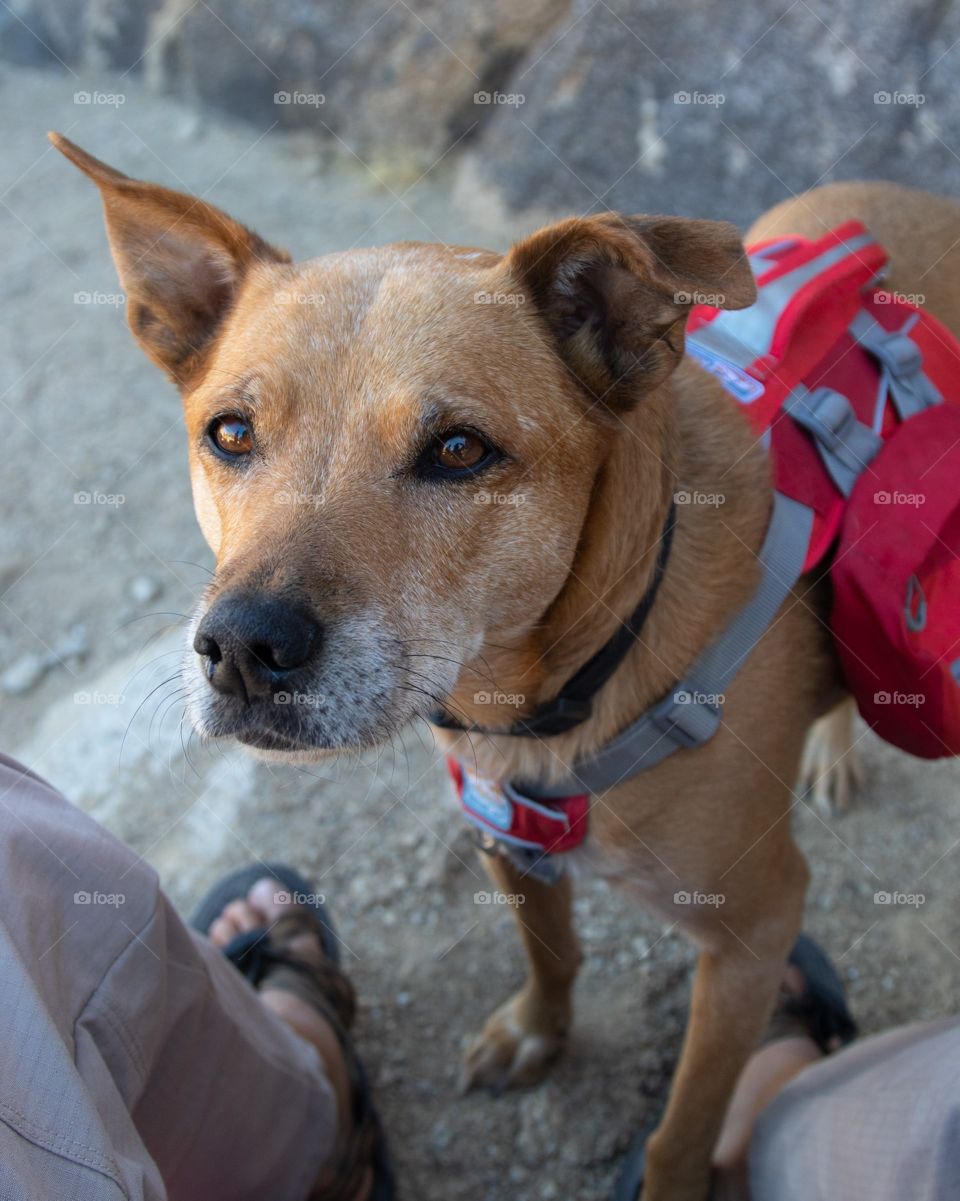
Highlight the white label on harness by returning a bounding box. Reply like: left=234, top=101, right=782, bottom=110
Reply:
left=687, top=342, right=765, bottom=404
left=461, top=770, right=513, bottom=830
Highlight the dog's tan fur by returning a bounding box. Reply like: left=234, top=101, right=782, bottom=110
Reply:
left=51, top=134, right=960, bottom=1199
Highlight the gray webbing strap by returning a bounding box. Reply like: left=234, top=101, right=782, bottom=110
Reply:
left=783, top=385, right=883, bottom=497
left=690, top=232, right=880, bottom=371
left=849, top=310, right=943, bottom=420
left=525, top=493, right=815, bottom=799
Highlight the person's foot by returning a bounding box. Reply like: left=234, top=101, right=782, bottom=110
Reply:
left=209, top=878, right=372, bottom=1201
left=711, top=948, right=850, bottom=1200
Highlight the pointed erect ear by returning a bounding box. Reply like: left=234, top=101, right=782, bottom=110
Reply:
left=504, top=212, right=756, bottom=409
left=49, top=132, right=289, bottom=384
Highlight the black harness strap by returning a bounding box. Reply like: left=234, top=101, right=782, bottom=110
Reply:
left=432, top=502, right=677, bottom=738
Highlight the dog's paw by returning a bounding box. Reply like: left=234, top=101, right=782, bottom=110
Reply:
left=799, top=702, right=863, bottom=814
left=459, top=988, right=567, bottom=1093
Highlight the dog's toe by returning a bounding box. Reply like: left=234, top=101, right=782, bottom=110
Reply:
left=459, top=993, right=565, bottom=1093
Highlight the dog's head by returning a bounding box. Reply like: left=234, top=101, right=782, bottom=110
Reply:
left=53, top=133, right=754, bottom=760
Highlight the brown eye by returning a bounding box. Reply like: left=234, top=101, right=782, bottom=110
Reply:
left=434, top=431, right=488, bottom=470
left=208, top=414, right=253, bottom=458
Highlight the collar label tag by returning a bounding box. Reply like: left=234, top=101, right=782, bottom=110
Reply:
left=687, top=341, right=765, bottom=403
left=460, top=769, right=514, bottom=831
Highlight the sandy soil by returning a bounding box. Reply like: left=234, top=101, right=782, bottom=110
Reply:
left=2, top=63, right=960, bottom=1201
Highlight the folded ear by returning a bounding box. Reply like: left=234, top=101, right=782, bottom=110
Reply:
left=49, top=132, right=289, bottom=385
left=504, top=212, right=756, bottom=409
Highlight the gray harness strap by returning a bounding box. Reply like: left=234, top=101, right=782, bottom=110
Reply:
left=849, top=310, right=943, bottom=420
left=783, top=385, right=884, bottom=497
left=524, top=492, right=815, bottom=799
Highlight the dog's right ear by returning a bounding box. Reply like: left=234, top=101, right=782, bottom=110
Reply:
left=49, top=132, right=289, bottom=385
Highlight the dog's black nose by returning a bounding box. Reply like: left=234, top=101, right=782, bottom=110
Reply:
left=193, top=591, right=321, bottom=700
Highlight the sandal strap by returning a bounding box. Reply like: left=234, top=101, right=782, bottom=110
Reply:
left=222, top=917, right=356, bottom=1028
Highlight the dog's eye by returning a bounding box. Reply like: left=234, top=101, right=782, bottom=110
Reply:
left=418, top=429, right=498, bottom=480
left=207, top=414, right=253, bottom=458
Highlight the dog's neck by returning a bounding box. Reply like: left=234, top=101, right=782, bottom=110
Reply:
left=437, top=361, right=774, bottom=786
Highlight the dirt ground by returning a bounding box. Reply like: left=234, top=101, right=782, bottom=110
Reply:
left=3, top=63, right=960, bottom=1201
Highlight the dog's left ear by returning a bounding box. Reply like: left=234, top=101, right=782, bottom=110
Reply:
left=504, top=212, right=756, bottom=408
left=49, top=132, right=289, bottom=386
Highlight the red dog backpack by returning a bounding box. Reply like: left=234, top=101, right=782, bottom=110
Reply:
left=688, top=222, right=960, bottom=757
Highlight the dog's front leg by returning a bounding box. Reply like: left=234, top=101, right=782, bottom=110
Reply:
left=642, top=846, right=809, bottom=1201
left=460, top=849, right=581, bottom=1091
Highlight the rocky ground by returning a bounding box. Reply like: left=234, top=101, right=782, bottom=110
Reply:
left=2, top=62, right=960, bottom=1201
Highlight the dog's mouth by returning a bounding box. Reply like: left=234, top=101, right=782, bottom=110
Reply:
left=183, top=601, right=464, bottom=758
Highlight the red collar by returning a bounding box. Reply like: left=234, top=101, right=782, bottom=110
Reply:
left=447, top=757, right=589, bottom=855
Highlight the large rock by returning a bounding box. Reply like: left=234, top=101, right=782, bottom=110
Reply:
left=468, top=0, right=960, bottom=221
left=3, top=0, right=960, bottom=219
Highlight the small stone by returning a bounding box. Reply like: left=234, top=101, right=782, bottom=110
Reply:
left=1, top=653, right=47, bottom=695
left=50, top=623, right=89, bottom=664
left=127, top=575, right=162, bottom=604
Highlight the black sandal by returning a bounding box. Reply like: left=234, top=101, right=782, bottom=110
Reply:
left=611, top=933, right=857, bottom=1201
left=192, top=862, right=396, bottom=1201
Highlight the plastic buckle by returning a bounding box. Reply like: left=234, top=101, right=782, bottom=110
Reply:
left=650, top=688, right=723, bottom=749
left=876, top=332, right=922, bottom=378
left=805, top=387, right=856, bottom=450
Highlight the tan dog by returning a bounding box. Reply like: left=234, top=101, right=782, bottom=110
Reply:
left=51, top=131, right=960, bottom=1200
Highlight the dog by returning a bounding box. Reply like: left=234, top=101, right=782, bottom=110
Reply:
left=51, top=130, right=960, bottom=1200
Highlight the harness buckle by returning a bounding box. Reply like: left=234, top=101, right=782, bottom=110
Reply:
left=650, top=687, right=723, bottom=750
